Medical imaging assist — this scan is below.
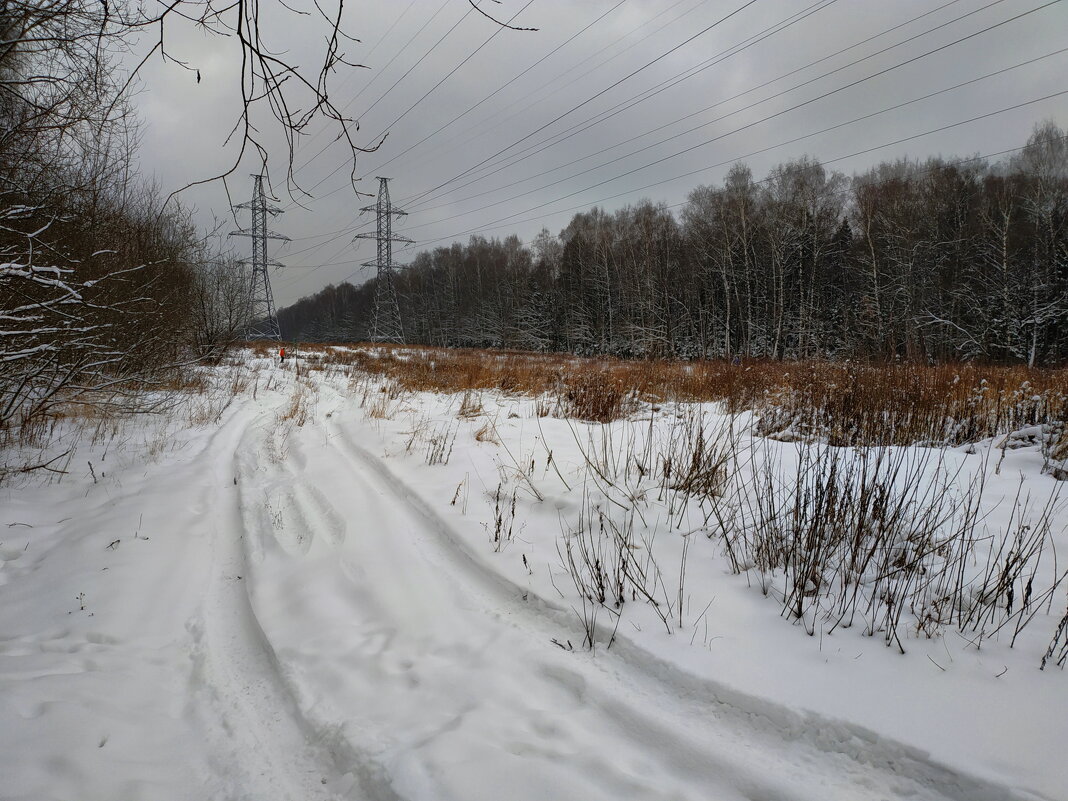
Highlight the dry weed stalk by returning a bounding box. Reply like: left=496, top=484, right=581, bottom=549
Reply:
left=707, top=441, right=1067, bottom=654
left=458, top=391, right=483, bottom=418
left=425, top=423, right=456, bottom=466
left=279, top=381, right=313, bottom=428
left=489, top=482, right=518, bottom=552
left=554, top=412, right=744, bottom=647
left=1043, top=603, right=1068, bottom=670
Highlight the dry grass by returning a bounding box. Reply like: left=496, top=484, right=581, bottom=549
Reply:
left=279, top=380, right=312, bottom=427
left=474, top=421, right=499, bottom=444
left=290, top=343, right=1068, bottom=447
left=755, top=362, right=1068, bottom=446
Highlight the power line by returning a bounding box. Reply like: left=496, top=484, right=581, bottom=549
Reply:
left=290, top=0, right=453, bottom=174
left=359, top=0, right=463, bottom=118
left=284, top=218, right=374, bottom=244
left=380, top=0, right=701, bottom=179
left=286, top=0, right=699, bottom=213
left=290, top=0, right=469, bottom=185
left=312, top=0, right=422, bottom=111
left=282, top=0, right=960, bottom=276
left=370, top=0, right=628, bottom=175
left=403, top=0, right=1062, bottom=233
left=404, top=48, right=1068, bottom=232
left=401, top=0, right=844, bottom=209
left=412, top=88, right=1068, bottom=249
left=403, top=0, right=1003, bottom=213
left=366, top=0, right=536, bottom=144
left=280, top=221, right=374, bottom=260
left=277, top=234, right=369, bottom=292
left=302, top=36, right=1060, bottom=263
left=366, top=0, right=420, bottom=60
left=403, top=0, right=764, bottom=210
left=294, top=0, right=965, bottom=227
left=405, top=0, right=848, bottom=214
left=282, top=219, right=373, bottom=263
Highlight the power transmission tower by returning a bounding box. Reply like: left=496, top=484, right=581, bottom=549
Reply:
left=230, top=174, right=290, bottom=341
left=355, top=176, right=411, bottom=343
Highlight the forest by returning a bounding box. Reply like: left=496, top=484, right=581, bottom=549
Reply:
left=279, top=122, right=1068, bottom=366
left=0, top=2, right=263, bottom=437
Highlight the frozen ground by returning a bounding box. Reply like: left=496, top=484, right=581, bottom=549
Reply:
left=1, top=354, right=1066, bottom=801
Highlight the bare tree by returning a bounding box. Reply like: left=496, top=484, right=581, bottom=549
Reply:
left=1010, top=121, right=1068, bottom=366
left=188, top=256, right=252, bottom=361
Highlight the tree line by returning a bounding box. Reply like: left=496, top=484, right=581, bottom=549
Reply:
left=280, top=121, right=1068, bottom=366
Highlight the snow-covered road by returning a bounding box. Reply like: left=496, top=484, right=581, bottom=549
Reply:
left=1, top=365, right=1061, bottom=800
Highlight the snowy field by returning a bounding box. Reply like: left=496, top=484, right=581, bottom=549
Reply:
left=1, top=350, right=1066, bottom=801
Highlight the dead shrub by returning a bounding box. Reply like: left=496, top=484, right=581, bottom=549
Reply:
left=560, top=371, right=631, bottom=423
left=708, top=441, right=1068, bottom=654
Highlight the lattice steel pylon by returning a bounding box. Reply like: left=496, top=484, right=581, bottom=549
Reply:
left=354, top=177, right=411, bottom=343
left=230, top=174, right=290, bottom=341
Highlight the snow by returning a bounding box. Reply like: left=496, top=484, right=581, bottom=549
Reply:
left=1, top=353, right=1065, bottom=801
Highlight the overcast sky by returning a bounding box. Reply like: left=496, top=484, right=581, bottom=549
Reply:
left=132, top=0, right=1068, bottom=307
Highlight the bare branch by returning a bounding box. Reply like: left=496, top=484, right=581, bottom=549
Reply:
left=467, top=0, right=539, bottom=31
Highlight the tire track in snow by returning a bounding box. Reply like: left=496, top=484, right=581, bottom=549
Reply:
left=184, top=402, right=399, bottom=800
left=304, top=407, right=1038, bottom=801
